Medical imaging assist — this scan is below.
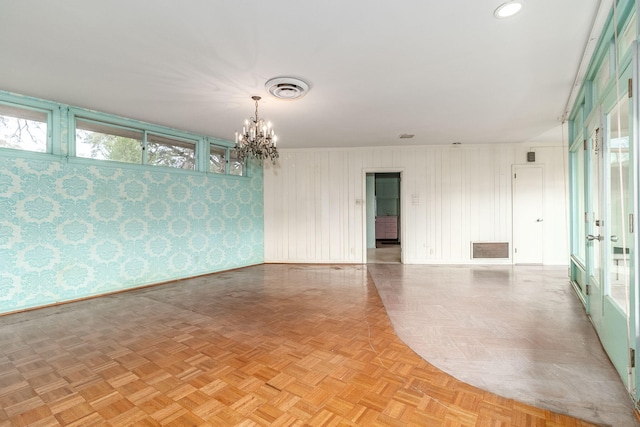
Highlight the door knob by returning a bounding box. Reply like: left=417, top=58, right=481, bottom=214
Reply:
left=587, top=234, right=603, bottom=241
left=536, top=219, right=543, bottom=222
left=611, top=235, right=618, bottom=242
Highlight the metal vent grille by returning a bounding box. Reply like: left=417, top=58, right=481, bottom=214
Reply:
left=471, top=242, right=509, bottom=259
left=265, top=77, right=309, bottom=100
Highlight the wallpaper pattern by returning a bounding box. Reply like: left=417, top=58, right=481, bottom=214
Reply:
left=0, top=156, right=264, bottom=313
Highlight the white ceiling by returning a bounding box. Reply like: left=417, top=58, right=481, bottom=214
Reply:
left=0, top=1, right=600, bottom=149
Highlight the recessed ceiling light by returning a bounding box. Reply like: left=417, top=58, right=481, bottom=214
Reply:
left=494, top=1, right=523, bottom=19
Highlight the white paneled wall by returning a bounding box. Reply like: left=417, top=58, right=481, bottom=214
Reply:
left=264, top=143, right=569, bottom=265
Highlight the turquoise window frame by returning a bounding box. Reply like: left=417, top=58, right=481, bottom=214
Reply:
left=207, top=139, right=228, bottom=175
left=567, top=0, right=638, bottom=404
left=0, top=89, right=253, bottom=178
left=73, top=116, right=145, bottom=163
left=70, top=109, right=204, bottom=171
left=569, top=132, right=587, bottom=266
left=66, top=107, right=247, bottom=177
left=0, top=94, right=59, bottom=156
left=144, top=131, right=199, bottom=170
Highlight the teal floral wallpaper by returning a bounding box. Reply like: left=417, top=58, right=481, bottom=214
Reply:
left=0, top=156, right=264, bottom=314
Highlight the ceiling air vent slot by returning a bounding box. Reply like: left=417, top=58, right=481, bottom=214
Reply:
left=265, top=77, right=310, bottom=100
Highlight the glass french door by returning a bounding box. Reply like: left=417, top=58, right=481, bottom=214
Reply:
left=587, top=123, right=604, bottom=325
left=607, top=95, right=632, bottom=317
left=569, top=127, right=588, bottom=304
left=570, top=32, right=640, bottom=406
left=587, top=69, right=635, bottom=391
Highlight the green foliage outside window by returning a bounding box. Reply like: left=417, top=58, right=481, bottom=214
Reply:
left=77, top=130, right=143, bottom=164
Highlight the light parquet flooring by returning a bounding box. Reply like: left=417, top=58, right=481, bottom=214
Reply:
left=0, top=265, right=598, bottom=426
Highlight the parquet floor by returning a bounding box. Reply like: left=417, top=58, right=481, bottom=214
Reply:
left=0, top=264, right=598, bottom=426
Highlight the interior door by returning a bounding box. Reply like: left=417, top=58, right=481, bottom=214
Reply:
left=512, top=165, right=544, bottom=264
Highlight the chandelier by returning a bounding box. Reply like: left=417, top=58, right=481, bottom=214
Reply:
left=235, top=96, right=279, bottom=164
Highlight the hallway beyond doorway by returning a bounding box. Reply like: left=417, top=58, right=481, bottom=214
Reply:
left=367, top=242, right=401, bottom=264
left=366, top=172, right=402, bottom=264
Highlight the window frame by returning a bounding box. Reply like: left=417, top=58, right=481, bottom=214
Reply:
left=69, top=109, right=241, bottom=175
left=74, top=117, right=145, bottom=164
left=209, top=143, right=228, bottom=175
left=0, top=98, right=56, bottom=155
left=0, top=92, right=248, bottom=178
left=145, top=131, right=198, bottom=171
left=229, top=149, right=247, bottom=177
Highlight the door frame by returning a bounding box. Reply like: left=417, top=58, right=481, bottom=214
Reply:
left=592, top=89, right=636, bottom=390
left=569, top=135, right=589, bottom=308
left=586, top=117, right=605, bottom=331
left=511, top=164, right=544, bottom=264
left=580, top=54, right=637, bottom=394
left=362, top=168, right=405, bottom=264
left=632, top=38, right=640, bottom=400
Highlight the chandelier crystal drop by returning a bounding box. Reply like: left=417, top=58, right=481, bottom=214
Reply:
left=235, top=96, right=279, bottom=164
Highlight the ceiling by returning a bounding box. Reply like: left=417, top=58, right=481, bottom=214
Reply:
left=0, top=1, right=601, bottom=149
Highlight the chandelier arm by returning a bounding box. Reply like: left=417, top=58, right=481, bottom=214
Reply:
left=235, top=95, right=279, bottom=164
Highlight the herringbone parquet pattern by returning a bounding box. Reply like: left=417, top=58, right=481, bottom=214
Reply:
left=0, top=265, right=597, bottom=426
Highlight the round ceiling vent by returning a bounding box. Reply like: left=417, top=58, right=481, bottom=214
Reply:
left=265, top=77, right=309, bottom=100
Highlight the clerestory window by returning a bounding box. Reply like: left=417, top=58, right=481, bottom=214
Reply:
left=210, top=145, right=227, bottom=174
left=75, top=118, right=197, bottom=170
left=0, top=103, right=49, bottom=153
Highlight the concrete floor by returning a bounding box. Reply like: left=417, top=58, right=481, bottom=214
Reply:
left=367, top=245, right=401, bottom=264
left=368, top=264, right=639, bottom=427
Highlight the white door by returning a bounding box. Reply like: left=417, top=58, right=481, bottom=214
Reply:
left=512, top=165, right=544, bottom=264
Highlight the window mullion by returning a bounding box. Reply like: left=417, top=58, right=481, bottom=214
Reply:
left=199, top=137, right=208, bottom=173
left=142, top=130, right=148, bottom=165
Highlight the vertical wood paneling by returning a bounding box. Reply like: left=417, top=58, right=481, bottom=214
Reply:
left=428, top=148, right=437, bottom=260
left=328, top=151, right=344, bottom=260
left=307, top=152, right=317, bottom=260
left=495, top=148, right=506, bottom=239
left=409, top=149, right=424, bottom=260
left=345, top=151, right=364, bottom=262
left=441, top=149, right=451, bottom=258
left=355, top=152, right=363, bottom=261
left=286, top=153, right=297, bottom=259
left=319, top=152, right=331, bottom=260
left=471, top=149, right=484, bottom=241
left=297, top=151, right=311, bottom=260
left=433, top=148, right=443, bottom=259
left=451, top=147, right=464, bottom=260
left=264, top=159, right=284, bottom=261
left=263, top=143, right=569, bottom=265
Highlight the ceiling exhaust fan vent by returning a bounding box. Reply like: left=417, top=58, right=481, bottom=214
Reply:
left=265, top=77, right=309, bottom=100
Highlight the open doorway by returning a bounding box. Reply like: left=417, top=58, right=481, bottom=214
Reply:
left=366, top=172, right=401, bottom=263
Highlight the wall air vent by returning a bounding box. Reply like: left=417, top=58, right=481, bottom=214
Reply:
left=471, top=242, right=509, bottom=259
left=265, top=77, right=309, bottom=100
